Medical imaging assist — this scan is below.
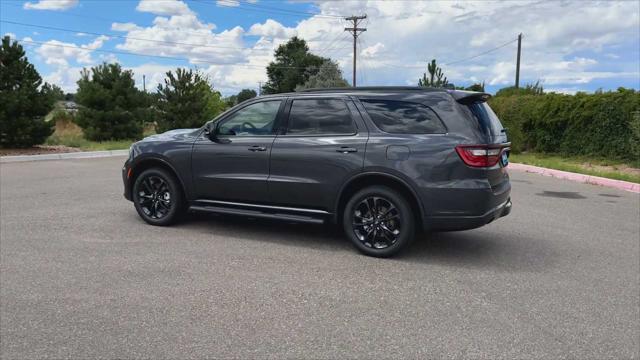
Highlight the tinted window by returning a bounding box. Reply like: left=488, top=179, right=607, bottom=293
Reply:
left=361, top=99, right=446, bottom=134
left=218, top=100, right=281, bottom=136
left=287, top=99, right=356, bottom=135
left=466, top=102, right=504, bottom=136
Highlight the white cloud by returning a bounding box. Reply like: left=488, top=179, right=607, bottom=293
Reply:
left=35, top=35, right=108, bottom=67
left=23, top=0, right=78, bottom=11
left=42, top=66, right=84, bottom=92
left=111, top=22, right=142, bottom=32
left=248, top=19, right=296, bottom=39
left=136, top=0, right=193, bottom=16
left=361, top=42, right=384, bottom=58
left=217, top=0, right=239, bottom=7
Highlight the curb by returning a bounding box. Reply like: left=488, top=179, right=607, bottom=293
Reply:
left=0, top=150, right=129, bottom=163
left=509, top=163, right=640, bottom=194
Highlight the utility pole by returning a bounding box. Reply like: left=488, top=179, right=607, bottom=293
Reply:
left=258, top=81, right=262, bottom=96
left=143, top=75, right=146, bottom=92
left=515, top=33, right=522, bottom=88
left=344, top=14, right=367, bottom=87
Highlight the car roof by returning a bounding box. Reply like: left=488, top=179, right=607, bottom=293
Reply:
left=257, top=86, right=489, bottom=102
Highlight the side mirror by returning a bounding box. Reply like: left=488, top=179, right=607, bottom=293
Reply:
left=205, top=123, right=230, bottom=143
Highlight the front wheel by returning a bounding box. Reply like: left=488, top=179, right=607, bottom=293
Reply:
left=132, top=168, right=184, bottom=226
left=343, top=186, right=415, bottom=258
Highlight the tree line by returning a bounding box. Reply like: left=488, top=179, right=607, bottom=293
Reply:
left=2, top=33, right=637, bottom=164
left=0, top=35, right=351, bottom=148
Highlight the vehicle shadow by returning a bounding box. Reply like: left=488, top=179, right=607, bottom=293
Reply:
left=179, top=212, right=351, bottom=252
left=178, top=212, right=557, bottom=272
left=399, top=229, right=558, bottom=272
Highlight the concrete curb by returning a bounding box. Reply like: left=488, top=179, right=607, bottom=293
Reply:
left=1, top=149, right=128, bottom=163
left=509, top=163, right=640, bottom=193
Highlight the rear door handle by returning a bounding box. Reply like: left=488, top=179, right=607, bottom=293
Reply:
left=248, top=145, right=267, bottom=152
left=336, top=147, right=358, bottom=153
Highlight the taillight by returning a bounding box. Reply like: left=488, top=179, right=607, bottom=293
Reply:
left=455, top=144, right=508, bottom=167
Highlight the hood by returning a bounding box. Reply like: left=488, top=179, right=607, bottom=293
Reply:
left=141, top=128, right=200, bottom=142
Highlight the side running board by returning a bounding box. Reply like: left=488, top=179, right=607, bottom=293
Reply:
left=189, top=200, right=329, bottom=224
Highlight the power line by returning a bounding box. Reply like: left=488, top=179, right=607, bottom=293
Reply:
left=443, top=37, right=519, bottom=66
left=11, top=37, right=328, bottom=70
left=1, top=2, right=343, bottom=43
left=314, top=31, right=349, bottom=57
left=1, top=19, right=352, bottom=55
left=234, top=0, right=344, bottom=19
left=189, top=0, right=343, bottom=19
left=0, top=20, right=260, bottom=52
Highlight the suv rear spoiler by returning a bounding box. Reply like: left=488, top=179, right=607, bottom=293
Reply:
left=449, top=90, right=491, bottom=104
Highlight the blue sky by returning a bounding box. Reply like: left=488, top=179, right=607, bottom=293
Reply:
left=1, top=0, right=639, bottom=96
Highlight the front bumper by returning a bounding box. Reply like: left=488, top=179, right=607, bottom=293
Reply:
left=122, top=161, right=133, bottom=201
left=428, top=198, right=512, bottom=231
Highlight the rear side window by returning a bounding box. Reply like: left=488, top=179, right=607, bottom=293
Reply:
left=361, top=99, right=446, bottom=134
left=287, top=99, right=356, bottom=135
left=466, top=102, right=504, bottom=136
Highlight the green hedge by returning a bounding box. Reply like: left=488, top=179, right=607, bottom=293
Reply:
left=489, top=88, right=640, bottom=163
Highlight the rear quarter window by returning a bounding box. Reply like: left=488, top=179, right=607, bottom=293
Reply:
left=465, top=102, right=504, bottom=136
left=360, top=99, right=447, bottom=134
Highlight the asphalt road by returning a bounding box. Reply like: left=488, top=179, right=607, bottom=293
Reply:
left=1, top=156, right=638, bottom=359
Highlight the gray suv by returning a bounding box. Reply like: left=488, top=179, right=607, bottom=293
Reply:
left=123, top=87, right=511, bottom=257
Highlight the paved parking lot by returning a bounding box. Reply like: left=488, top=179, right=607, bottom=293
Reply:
left=1, top=156, right=638, bottom=358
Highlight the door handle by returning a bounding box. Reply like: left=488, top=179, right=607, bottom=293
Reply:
left=336, top=147, right=358, bottom=153
left=248, top=145, right=267, bottom=152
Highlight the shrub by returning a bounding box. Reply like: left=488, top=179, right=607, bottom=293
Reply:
left=489, top=88, right=640, bottom=163
left=0, top=36, right=55, bottom=148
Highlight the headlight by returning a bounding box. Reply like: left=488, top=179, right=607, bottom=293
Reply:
left=128, top=145, right=134, bottom=160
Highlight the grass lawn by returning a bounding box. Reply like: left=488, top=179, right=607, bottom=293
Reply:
left=510, top=153, right=640, bottom=184
left=45, top=134, right=136, bottom=151
left=44, top=116, right=154, bottom=151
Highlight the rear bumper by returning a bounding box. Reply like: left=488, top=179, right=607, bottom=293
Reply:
left=427, top=197, right=512, bottom=231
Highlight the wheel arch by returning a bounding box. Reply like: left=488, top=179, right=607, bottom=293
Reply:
left=129, top=156, right=189, bottom=200
left=334, top=172, right=424, bottom=227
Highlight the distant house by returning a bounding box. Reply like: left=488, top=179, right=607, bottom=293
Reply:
left=61, top=101, right=79, bottom=113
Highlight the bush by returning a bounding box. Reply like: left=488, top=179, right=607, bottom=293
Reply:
left=489, top=88, right=640, bottom=163
left=0, top=36, right=55, bottom=148
left=75, top=63, right=149, bottom=141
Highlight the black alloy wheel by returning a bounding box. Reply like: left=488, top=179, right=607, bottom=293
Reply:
left=133, top=168, right=184, bottom=226
left=353, top=196, right=401, bottom=249
left=137, top=175, right=172, bottom=219
left=344, top=186, right=415, bottom=257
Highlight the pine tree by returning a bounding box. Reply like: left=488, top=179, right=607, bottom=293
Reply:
left=418, top=59, right=449, bottom=88
left=75, top=63, right=148, bottom=141
left=0, top=36, right=55, bottom=148
left=156, top=68, right=225, bottom=132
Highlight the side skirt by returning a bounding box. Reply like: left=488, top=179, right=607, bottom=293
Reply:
left=189, top=199, right=330, bottom=224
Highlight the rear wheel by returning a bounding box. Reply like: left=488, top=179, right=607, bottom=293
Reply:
left=343, top=186, right=415, bottom=257
left=132, top=168, right=184, bottom=226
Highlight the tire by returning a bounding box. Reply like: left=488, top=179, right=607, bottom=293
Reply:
left=132, top=168, right=185, bottom=226
left=343, top=186, right=415, bottom=258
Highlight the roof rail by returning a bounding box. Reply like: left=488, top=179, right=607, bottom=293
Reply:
left=299, top=86, right=446, bottom=93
